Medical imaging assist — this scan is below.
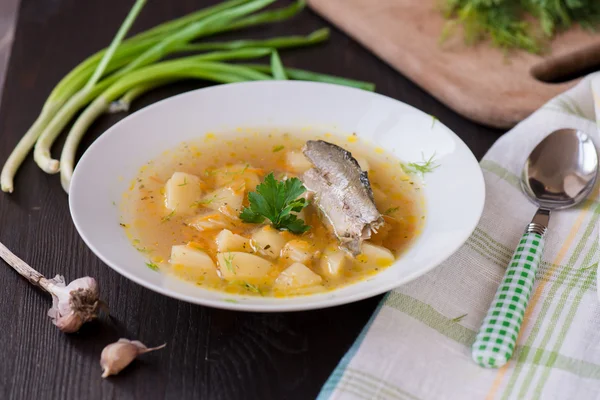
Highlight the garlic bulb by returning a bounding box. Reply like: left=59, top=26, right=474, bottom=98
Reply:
left=0, top=241, right=105, bottom=333
left=101, top=339, right=166, bottom=378
left=45, top=275, right=102, bottom=333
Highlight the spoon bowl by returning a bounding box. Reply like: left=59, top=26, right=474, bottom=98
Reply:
left=522, top=129, right=598, bottom=210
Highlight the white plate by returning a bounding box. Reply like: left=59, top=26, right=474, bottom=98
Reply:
left=69, top=81, right=485, bottom=312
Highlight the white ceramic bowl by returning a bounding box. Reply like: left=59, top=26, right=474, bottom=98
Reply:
left=69, top=81, right=485, bottom=312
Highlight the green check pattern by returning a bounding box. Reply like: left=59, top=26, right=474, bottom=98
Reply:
left=472, top=232, right=545, bottom=368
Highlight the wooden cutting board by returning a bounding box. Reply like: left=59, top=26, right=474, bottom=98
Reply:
left=307, top=0, right=600, bottom=128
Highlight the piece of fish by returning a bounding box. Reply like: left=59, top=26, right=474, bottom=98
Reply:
left=302, top=140, right=384, bottom=256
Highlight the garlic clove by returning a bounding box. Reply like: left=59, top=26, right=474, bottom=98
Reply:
left=52, top=311, right=84, bottom=334
left=100, top=338, right=166, bottom=378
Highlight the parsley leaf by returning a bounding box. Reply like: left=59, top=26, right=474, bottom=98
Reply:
left=239, top=173, right=310, bottom=234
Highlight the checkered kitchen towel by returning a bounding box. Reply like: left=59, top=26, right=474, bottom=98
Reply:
left=318, top=73, right=600, bottom=400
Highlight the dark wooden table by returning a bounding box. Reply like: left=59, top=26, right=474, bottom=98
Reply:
left=0, top=1, right=503, bottom=399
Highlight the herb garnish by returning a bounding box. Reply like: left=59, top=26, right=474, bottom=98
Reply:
left=440, top=0, right=600, bottom=53
left=224, top=164, right=250, bottom=175
left=450, top=313, right=468, bottom=323
left=161, top=209, right=176, bottom=222
left=402, top=153, right=439, bottom=176
left=191, top=195, right=222, bottom=208
left=243, top=282, right=263, bottom=295
left=223, top=252, right=236, bottom=274
left=145, top=262, right=159, bottom=271
left=239, top=173, right=310, bottom=234
left=273, top=145, right=285, bottom=152
left=178, top=177, right=188, bottom=186
left=384, top=207, right=399, bottom=215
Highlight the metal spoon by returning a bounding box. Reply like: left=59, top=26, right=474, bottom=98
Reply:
left=472, top=128, right=598, bottom=368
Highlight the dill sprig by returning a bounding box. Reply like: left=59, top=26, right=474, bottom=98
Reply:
left=384, top=206, right=400, bottom=215
left=223, top=252, right=236, bottom=274
left=450, top=313, right=468, bottom=323
left=441, top=0, right=600, bottom=53
left=242, top=281, right=263, bottom=295
left=401, top=153, right=439, bottom=176
left=145, top=261, right=159, bottom=271
left=161, top=209, right=176, bottom=222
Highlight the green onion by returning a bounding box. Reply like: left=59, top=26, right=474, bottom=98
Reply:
left=108, top=79, right=173, bottom=113
left=132, top=0, right=249, bottom=42
left=34, top=0, right=277, bottom=174
left=270, top=50, right=288, bottom=80
left=181, top=28, right=329, bottom=52
left=85, top=0, right=147, bottom=90
left=0, top=0, right=252, bottom=192
left=36, top=0, right=309, bottom=176
left=242, top=64, right=376, bottom=91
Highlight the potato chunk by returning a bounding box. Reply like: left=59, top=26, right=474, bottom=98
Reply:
left=199, top=186, right=244, bottom=217
left=217, top=252, right=273, bottom=282
left=281, top=240, right=314, bottom=264
left=358, top=242, right=395, bottom=267
left=170, top=245, right=218, bottom=280
left=320, top=246, right=350, bottom=277
left=187, top=212, right=233, bottom=232
left=285, top=151, right=313, bottom=173
left=274, top=263, right=322, bottom=289
left=215, top=229, right=252, bottom=253
left=251, top=226, right=286, bottom=259
left=164, top=172, right=203, bottom=215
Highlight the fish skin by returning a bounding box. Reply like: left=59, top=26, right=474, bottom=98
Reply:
left=302, top=140, right=384, bottom=255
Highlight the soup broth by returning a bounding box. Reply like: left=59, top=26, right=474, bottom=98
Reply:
left=121, top=130, right=425, bottom=297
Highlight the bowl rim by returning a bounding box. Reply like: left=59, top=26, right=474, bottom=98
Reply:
left=69, top=80, right=485, bottom=312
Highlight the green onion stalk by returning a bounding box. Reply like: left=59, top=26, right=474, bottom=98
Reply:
left=242, top=64, right=376, bottom=91
left=1, top=0, right=306, bottom=192
left=181, top=27, right=329, bottom=52
left=36, top=0, right=313, bottom=175
left=270, top=50, right=288, bottom=80
left=33, top=0, right=278, bottom=174
left=0, top=0, right=256, bottom=192
left=109, top=29, right=331, bottom=113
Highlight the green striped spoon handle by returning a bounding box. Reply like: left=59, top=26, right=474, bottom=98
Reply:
left=471, top=217, right=547, bottom=368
